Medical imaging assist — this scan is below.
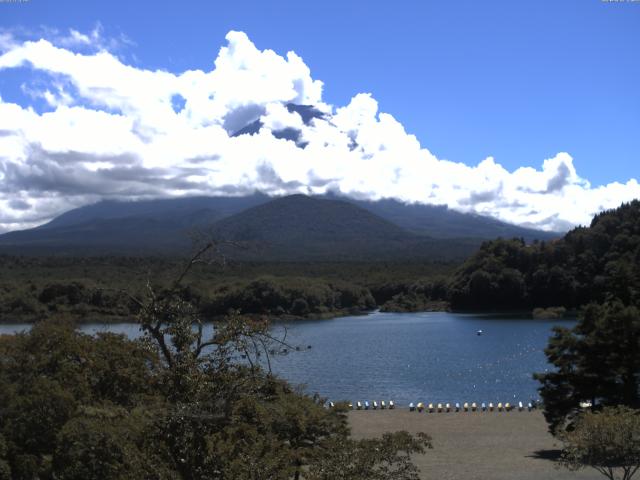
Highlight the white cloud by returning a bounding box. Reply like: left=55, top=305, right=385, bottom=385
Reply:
left=0, top=29, right=638, bottom=233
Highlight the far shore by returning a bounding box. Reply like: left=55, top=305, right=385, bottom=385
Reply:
left=0, top=305, right=579, bottom=326
left=349, top=409, right=601, bottom=480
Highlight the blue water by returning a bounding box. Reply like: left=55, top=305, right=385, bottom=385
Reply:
left=0, top=311, right=572, bottom=406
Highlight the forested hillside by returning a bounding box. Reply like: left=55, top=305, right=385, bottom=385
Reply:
left=448, top=200, right=640, bottom=310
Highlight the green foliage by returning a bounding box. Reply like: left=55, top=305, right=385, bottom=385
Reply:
left=535, top=302, right=640, bottom=434
left=53, top=406, right=171, bottom=480
left=449, top=200, right=640, bottom=311
left=558, top=406, right=640, bottom=480
left=306, top=431, right=432, bottom=480
left=0, top=256, right=457, bottom=323
left=0, top=434, right=10, bottom=480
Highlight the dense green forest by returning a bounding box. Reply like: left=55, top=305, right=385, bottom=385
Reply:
left=449, top=200, right=640, bottom=311
left=0, top=256, right=455, bottom=323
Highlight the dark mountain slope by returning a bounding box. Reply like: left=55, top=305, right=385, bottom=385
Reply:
left=340, top=196, right=560, bottom=241
left=0, top=195, right=269, bottom=255
left=211, top=195, right=478, bottom=261
left=0, top=193, right=556, bottom=259
left=40, top=194, right=269, bottom=231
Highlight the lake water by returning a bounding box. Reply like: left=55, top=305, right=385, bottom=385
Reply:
left=0, top=311, right=572, bottom=406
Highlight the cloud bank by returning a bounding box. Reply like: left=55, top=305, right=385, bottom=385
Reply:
left=0, top=28, right=638, bottom=233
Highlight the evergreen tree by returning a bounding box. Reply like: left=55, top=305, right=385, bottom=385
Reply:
left=535, top=302, right=640, bottom=434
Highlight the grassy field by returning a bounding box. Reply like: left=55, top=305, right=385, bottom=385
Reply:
left=349, top=410, right=602, bottom=480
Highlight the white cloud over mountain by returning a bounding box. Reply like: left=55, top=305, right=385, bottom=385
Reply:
left=0, top=29, right=638, bottom=233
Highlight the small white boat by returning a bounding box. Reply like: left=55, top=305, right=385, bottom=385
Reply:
left=455, top=402, right=460, bottom=412
left=471, top=402, right=477, bottom=412
left=417, top=402, right=424, bottom=412
left=348, top=402, right=353, bottom=409
left=463, top=402, right=469, bottom=412
left=445, top=403, right=451, bottom=412
left=437, top=403, right=443, bottom=413
left=527, top=402, right=533, bottom=412
left=373, top=401, right=378, bottom=410
left=505, top=402, right=511, bottom=411
left=357, top=401, right=362, bottom=410
left=409, top=402, right=415, bottom=411
left=481, top=402, right=486, bottom=411
left=389, top=400, right=395, bottom=409
left=329, top=401, right=335, bottom=408
left=489, top=402, right=494, bottom=411
left=381, top=400, right=386, bottom=409
left=498, top=402, right=503, bottom=411
left=477, top=329, right=483, bottom=336
left=365, top=401, right=370, bottom=410
left=428, top=403, right=434, bottom=413
left=518, top=401, right=523, bottom=411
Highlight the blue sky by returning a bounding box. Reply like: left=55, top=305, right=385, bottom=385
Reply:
left=0, top=0, right=638, bottom=232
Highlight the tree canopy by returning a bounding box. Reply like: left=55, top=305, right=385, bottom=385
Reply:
left=558, top=406, right=640, bottom=480
left=535, top=302, right=640, bottom=434
left=449, top=200, right=640, bottom=311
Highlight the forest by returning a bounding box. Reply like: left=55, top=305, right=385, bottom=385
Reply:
left=448, top=200, right=640, bottom=311
left=0, top=257, right=454, bottom=323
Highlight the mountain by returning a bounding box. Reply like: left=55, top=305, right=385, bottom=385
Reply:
left=209, top=194, right=478, bottom=261
left=232, top=103, right=326, bottom=147
left=0, top=193, right=558, bottom=259
left=340, top=197, right=559, bottom=242
left=0, top=195, right=270, bottom=255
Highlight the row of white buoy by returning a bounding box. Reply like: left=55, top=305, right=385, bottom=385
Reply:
left=335, top=400, right=396, bottom=410
left=408, top=401, right=535, bottom=412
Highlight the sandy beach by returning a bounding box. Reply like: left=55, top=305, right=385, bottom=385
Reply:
left=348, top=409, right=602, bottom=480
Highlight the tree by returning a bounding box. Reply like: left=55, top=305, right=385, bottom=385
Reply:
left=558, top=406, right=640, bottom=480
left=535, top=302, right=640, bottom=434
left=306, top=431, right=432, bottom=480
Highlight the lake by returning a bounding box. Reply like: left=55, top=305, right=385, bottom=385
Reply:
left=0, top=311, right=572, bottom=406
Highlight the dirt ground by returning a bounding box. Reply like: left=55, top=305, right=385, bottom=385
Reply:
left=348, top=409, right=602, bottom=480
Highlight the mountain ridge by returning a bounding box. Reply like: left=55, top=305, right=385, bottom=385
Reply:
left=0, top=193, right=560, bottom=259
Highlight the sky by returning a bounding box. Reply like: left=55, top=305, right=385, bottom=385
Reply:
left=0, top=0, right=638, bottom=233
